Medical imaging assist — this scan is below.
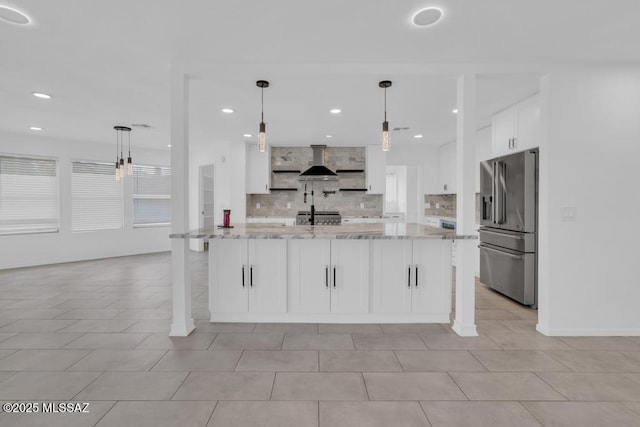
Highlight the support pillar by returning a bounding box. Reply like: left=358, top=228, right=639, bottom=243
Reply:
left=169, top=66, right=195, bottom=336
left=452, top=73, right=478, bottom=337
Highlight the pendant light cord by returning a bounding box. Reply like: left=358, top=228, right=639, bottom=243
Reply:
left=261, top=87, right=264, bottom=122
left=384, top=86, right=387, bottom=122
left=128, top=131, right=131, bottom=156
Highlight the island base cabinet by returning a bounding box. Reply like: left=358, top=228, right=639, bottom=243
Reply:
left=288, top=240, right=369, bottom=314
left=372, top=240, right=452, bottom=316
left=330, top=240, right=370, bottom=314
left=287, top=240, right=331, bottom=313
left=412, top=240, right=453, bottom=314
left=209, top=239, right=286, bottom=317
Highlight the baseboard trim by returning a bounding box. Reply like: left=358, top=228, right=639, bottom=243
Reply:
left=537, top=323, right=640, bottom=336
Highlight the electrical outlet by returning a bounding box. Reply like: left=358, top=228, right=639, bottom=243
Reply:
left=561, top=206, right=576, bottom=221
left=360, top=203, right=365, bottom=209
left=256, top=203, right=260, bottom=209
left=435, top=202, right=440, bottom=209
left=425, top=202, right=431, bottom=209
left=286, top=202, right=291, bottom=209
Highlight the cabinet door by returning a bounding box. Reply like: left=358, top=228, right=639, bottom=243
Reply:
left=371, top=240, right=412, bottom=313
left=287, top=240, right=331, bottom=313
left=492, top=107, right=516, bottom=157
left=366, top=146, right=386, bottom=194
left=330, top=240, right=370, bottom=314
left=248, top=240, right=287, bottom=313
left=210, top=239, right=249, bottom=313
left=411, top=240, right=452, bottom=314
left=246, top=143, right=270, bottom=194
left=515, top=94, right=540, bottom=152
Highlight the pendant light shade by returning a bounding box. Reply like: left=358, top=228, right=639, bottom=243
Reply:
left=114, top=126, right=132, bottom=180
left=256, top=80, right=269, bottom=152
left=379, top=80, right=392, bottom=151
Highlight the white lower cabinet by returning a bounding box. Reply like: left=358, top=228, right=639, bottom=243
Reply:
left=210, top=239, right=286, bottom=316
left=288, top=240, right=369, bottom=314
left=372, top=240, right=452, bottom=315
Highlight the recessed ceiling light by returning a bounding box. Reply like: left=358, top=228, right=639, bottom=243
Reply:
left=330, top=109, right=342, bottom=114
left=411, top=7, right=444, bottom=27
left=167, top=144, right=171, bottom=148
left=30, top=126, right=42, bottom=131
left=32, top=92, right=51, bottom=99
left=243, top=133, right=252, bottom=138
left=452, top=108, right=458, bottom=114
left=414, top=134, right=424, bottom=139
left=326, top=135, right=333, bottom=138
left=0, top=5, right=31, bottom=25
left=221, top=108, right=234, bottom=114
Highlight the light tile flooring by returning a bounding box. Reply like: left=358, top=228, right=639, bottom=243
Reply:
left=1, top=252, right=640, bottom=426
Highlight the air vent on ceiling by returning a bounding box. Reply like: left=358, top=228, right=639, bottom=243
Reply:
left=131, top=123, right=152, bottom=129
left=392, top=126, right=410, bottom=131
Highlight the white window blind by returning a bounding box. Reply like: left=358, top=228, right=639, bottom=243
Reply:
left=132, top=164, right=171, bottom=226
left=0, top=155, right=59, bottom=235
left=72, top=161, right=123, bottom=232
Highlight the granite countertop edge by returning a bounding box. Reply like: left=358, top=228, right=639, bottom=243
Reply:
left=169, top=223, right=478, bottom=240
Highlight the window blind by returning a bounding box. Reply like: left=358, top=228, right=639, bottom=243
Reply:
left=132, top=164, right=171, bottom=226
left=0, top=155, right=59, bottom=234
left=71, top=161, right=123, bottom=232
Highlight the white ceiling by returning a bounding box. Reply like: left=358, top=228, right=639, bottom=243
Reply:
left=1, top=1, right=639, bottom=150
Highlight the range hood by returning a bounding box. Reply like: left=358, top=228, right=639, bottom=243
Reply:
left=299, top=145, right=338, bottom=181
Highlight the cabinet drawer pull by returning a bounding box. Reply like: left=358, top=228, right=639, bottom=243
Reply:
left=333, top=266, right=336, bottom=288
left=408, top=266, right=411, bottom=288
left=415, top=266, right=419, bottom=287
left=325, top=265, right=329, bottom=288
left=250, top=265, right=253, bottom=287
left=242, top=265, right=245, bottom=287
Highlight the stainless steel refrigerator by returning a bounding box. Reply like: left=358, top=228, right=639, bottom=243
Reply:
left=479, top=149, right=538, bottom=307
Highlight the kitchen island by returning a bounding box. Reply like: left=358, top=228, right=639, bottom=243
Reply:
left=172, top=223, right=477, bottom=324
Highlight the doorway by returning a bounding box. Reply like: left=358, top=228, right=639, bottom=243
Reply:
left=199, top=164, right=214, bottom=251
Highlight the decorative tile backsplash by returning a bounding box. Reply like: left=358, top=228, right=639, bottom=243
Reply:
left=424, top=193, right=482, bottom=223
left=247, top=147, right=382, bottom=218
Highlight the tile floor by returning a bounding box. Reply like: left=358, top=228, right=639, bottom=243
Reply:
left=1, top=252, right=640, bottom=426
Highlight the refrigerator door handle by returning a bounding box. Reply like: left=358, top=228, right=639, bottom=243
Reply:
left=479, top=244, right=523, bottom=260
left=480, top=229, right=523, bottom=240
left=491, top=161, right=497, bottom=224
left=493, top=161, right=506, bottom=224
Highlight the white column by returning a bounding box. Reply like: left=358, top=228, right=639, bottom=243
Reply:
left=452, top=73, right=478, bottom=337
left=169, top=66, right=195, bottom=337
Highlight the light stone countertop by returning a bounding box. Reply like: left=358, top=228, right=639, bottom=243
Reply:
left=170, top=223, right=477, bottom=240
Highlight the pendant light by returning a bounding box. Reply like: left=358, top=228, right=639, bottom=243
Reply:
left=256, top=80, right=269, bottom=152
left=379, top=80, right=392, bottom=151
left=114, top=126, right=132, bottom=180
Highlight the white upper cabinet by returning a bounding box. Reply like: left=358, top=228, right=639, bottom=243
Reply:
left=515, top=94, right=541, bottom=151
left=491, top=94, right=540, bottom=157
left=366, top=145, right=386, bottom=194
left=246, top=143, right=270, bottom=194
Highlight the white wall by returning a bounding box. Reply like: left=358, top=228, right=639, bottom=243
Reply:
left=188, top=140, right=246, bottom=251
left=537, top=69, right=640, bottom=335
left=386, top=144, right=439, bottom=223
left=0, top=131, right=171, bottom=269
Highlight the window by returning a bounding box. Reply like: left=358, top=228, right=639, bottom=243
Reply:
left=0, top=155, right=59, bottom=235
left=132, top=164, right=171, bottom=226
left=71, top=161, right=123, bottom=232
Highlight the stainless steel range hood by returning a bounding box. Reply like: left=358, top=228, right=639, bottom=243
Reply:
left=299, top=145, right=338, bottom=181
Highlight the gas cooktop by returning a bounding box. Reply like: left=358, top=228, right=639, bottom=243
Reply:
left=295, top=211, right=342, bottom=225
